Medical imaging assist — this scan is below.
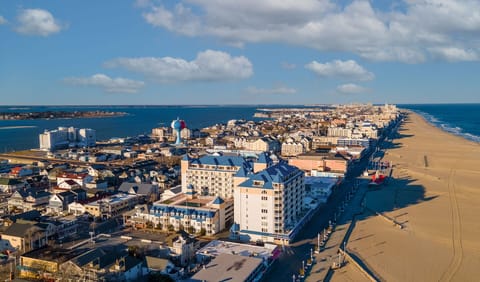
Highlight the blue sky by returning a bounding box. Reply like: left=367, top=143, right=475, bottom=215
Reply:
left=1, top=0, right=479, bottom=105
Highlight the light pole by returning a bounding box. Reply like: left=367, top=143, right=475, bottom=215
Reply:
left=317, top=233, right=320, bottom=253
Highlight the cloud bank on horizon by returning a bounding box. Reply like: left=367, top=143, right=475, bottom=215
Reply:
left=1, top=0, right=479, bottom=104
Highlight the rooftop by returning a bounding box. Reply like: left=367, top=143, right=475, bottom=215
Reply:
left=238, top=162, right=302, bottom=189
left=197, top=240, right=277, bottom=261
left=21, top=247, right=88, bottom=264
left=86, top=193, right=137, bottom=206
left=189, top=253, right=263, bottom=282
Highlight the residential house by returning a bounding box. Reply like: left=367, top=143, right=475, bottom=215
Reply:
left=58, top=179, right=81, bottom=190
left=59, top=246, right=143, bottom=282
left=143, top=256, right=174, bottom=276
left=56, top=173, right=93, bottom=188
left=2, top=210, right=42, bottom=226
left=1, top=221, right=48, bottom=253
left=0, top=177, right=25, bottom=193
left=10, top=166, right=33, bottom=177
left=8, top=188, right=51, bottom=212
left=46, top=189, right=86, bottom=215
left=118, top=182, right=159, bottom=203
left=68, top=202, right=86, bottom=216
left=19, top=247, right=87, bottom=280
left=171, top=231, right=198, bottom=266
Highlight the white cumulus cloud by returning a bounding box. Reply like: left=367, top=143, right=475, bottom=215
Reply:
left=246, top=86, right=297, bottom=95
left=64, top=74, right=145, bottom=93
left=336, top=83, right=369, bottom=94
left=306, top=60, right=374, bottom=81
left=15, top=9, right=64, bottom=36
left=429, top=47, right=478, bottom=62
left=0, top=16, right=7, bottom=25
left=139, top=0, right=480, bottom=63
left=105, top=49, right=253, bottom=82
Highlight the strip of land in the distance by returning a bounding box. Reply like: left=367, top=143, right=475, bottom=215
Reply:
left=0, top=110, right=127, bottom=120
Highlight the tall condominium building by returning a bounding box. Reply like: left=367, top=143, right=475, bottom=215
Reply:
left=233, top=162, right=305, bottom=243
left=39, top=126, right=96, bottom=151
left=181, top=152, right=273, bottom=199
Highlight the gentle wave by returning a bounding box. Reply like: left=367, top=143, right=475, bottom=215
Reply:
left=415, top=110, right=480, bottom=143
left=7, top=107, right=30, bottom=110
left=0, top=126, right=37, bottom=130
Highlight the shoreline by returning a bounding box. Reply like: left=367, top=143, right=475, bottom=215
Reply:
left=0, top=111, right=128, bottom=121
left=402, top=108, right=480, bottom=144
left=331, top=111, right=480, bottom=281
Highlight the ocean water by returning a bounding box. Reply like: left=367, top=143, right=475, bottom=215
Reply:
left=0, top=106, right=266, bottom=152
left=0, top=104, right=478, bottom=152
left=402, top=104, right=480, bottom=143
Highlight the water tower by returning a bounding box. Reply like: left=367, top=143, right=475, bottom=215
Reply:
left=171, top=117, right=186, bottom=145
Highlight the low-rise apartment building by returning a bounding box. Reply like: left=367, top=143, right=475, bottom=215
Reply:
left=84, top=193, right=139, bottom=219
left=128, top=193, right=233, bottom=236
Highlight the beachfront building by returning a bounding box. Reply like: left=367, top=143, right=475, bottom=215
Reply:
left=337, top=138, right=375, bottom=150
left=39, top=126, right=96, bottom=151
left=180, top=153, right=256, bottom=199
left=289, top=152, right=350, bottom=176
left=233, top=162, right=305, bottom=243
left=304, top=176, right=339, bottom=204
left=193, top=240, right=279, bottom=282
left=143, top=192, right=233, bottom=235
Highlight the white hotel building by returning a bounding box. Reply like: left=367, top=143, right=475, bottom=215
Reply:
left=39, top=126, right=96, bottom=151
left=181, top=152, right=272, bottom=199
left=233, top=162, right=305, bottom=244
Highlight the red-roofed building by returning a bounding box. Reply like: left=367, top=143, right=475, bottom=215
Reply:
left=10, top=166, right=33, bottom=177
left=58, top=179, right=82, bottom=190
left=57, top=173, right=93, bottom=188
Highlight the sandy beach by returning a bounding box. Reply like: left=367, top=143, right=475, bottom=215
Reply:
left=330, top=111, right=480, bottom=282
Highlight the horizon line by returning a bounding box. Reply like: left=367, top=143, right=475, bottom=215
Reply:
left=1, top=102, right=479, bottom=107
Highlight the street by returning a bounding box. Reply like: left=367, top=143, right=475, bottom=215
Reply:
left=265, top=155, right=370, bottom=281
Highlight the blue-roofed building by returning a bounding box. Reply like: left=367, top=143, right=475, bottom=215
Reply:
left=233, top=162, right=305, bottom=244
left=181, top=153, right=255, bottom=199
left=180, top=152, right=281, bottom=199
left=128, top=192, right=233, bottom=236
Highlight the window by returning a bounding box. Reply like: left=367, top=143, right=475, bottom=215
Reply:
left=261, top=196, right=268, bottom=201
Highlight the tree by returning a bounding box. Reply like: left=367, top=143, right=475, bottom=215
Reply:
left=167, top=224, right=174, bottom=232
left=187, top=226, right=195, bottom=234
left=198, top=228, right=206, bottom=236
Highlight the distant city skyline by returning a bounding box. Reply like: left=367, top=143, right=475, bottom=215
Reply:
left=1, top=1, right=480, bottom=105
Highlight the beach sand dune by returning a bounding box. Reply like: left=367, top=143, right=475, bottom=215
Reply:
left=331, top=112, right=480, bottom=282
